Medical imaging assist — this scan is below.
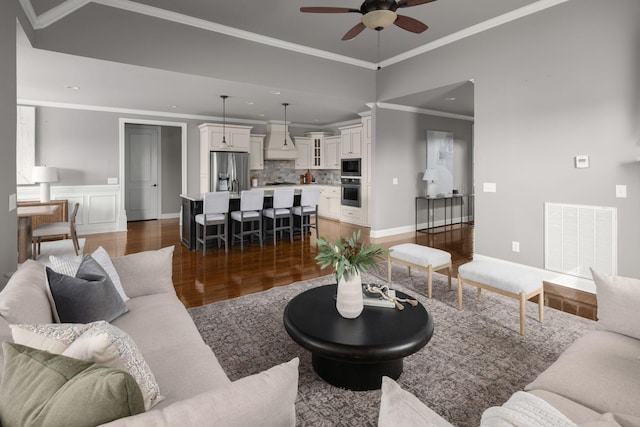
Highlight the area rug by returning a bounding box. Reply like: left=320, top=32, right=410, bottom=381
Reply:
left=189, top=264, right=595, bottom=426
left=33, top=238, right=85, bottom=266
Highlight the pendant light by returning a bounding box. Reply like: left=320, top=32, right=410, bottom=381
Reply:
left=282, top=102, right=289, bottom=151
left=221, top=95, right=228, bottom=147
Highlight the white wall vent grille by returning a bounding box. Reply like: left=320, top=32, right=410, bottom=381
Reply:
left=544, top=203, right=617, bottom=279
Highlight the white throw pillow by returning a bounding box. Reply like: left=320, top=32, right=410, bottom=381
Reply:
left=63, top=321, right=163, bottom=410
left=10, top=321, right=162, bottom=411
left=591, top=268, right=640, bottom=340
left=378, top=377, right=454, bottom=427
left=50, top=246, right=129, bottom=302
left=101, top=358, right=299, bottom=427
left=10, top=323, right=93, bottom=354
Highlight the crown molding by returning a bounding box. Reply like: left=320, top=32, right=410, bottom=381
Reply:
left=380, top=0, right=570, bottom=68
left=376, top=102, right=474, bottom=122
left=17, top=98, right=362, bottom=129
left=17, top=99, right=267, bottom=125
left=19, top=0, right=567, bottom=70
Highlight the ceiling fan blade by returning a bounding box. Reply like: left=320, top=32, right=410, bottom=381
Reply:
left=394, top=0, right=436, bottom=10
left=394, top=14, right=428, bottom=33
left=342, top=22, right=366, bottom=40
left=300, top=7, right=360, bottom=13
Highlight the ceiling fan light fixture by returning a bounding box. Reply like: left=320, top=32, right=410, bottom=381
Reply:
left=361, top=10, right=397, bottom=30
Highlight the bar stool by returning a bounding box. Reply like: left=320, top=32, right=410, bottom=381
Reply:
left=262, top=188, right=294, bottom=245
left=292, top=187, right=320, bottom=241
left=230, top=189, right=264, bottom=250
left=195, top=191, right=230, bottom=255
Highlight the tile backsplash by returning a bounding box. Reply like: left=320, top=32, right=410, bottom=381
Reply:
left=251, top=160, right=340, bottom=186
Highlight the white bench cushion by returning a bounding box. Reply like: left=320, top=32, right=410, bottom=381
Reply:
left=389, top=244, right=450, bottom=268
left=459, top=261, right=542, bottom=295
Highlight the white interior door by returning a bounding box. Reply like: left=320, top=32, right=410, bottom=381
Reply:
left=125, top=125, right=160, bottom=221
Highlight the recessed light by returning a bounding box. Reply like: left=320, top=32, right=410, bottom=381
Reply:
left=258, top=114, right=265, bottom=117
left=168, top=105, right=178, bottom=109
left=64, top=85, right=80, bottom=90
left=445, top=97, right=456, bottom=101
left=270, top=91, right=281, bottom=95
left=246, top=101, right=255, bottom=105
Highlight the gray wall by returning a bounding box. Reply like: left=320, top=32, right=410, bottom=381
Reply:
left=376, top=0, right=640, bottom=277
left=27, top=106, right=204, bottom=213
left=371, top=108, right=473, bottom=231
left=1, top=1, right=18, bottom=286
left=161, top=126, right=182, bottom=214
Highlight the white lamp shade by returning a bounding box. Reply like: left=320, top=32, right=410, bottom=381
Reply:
left=423, top=169, right=437, bottom=181
left=32, top=166, right=58, bottom=183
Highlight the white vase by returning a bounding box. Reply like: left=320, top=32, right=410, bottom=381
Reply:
left=336, top=271, right=364, bottom=319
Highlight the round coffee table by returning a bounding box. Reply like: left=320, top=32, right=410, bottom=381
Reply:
left=283, top=284, right=433, bottom=390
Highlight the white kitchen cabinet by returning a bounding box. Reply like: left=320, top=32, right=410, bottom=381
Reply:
left=318, top=186, right=340, bottom=220
left=324, top=136, right=341, bottom=170
left=249, top=134, right=264, bottom=170
left=199, top=123, right=252, bottom=152
left=339, top=125, right=362, bottom=158
left=361, top=114, right=372, bottom=144
left=294, top=137, right=311, bottom=169
left=340, top=205, right=364, bottom=225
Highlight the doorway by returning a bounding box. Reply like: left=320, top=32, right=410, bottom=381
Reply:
left=125, top=124, right=160, bottom=221
left=119, top=119, right=187, bottom=225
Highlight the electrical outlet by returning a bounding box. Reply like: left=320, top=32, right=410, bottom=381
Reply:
left=392, top=178, right=398, bottom=185
left=108, top=177, right=118, bottom=185
left=512, top=241, right=520, bottom=252
left=616, top=185, right=627, bottom=198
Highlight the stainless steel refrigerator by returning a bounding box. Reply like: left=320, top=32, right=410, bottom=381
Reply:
left=210, top=151, right=250, bottom=193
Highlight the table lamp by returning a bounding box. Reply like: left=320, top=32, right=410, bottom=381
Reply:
left=32, top=166, right=58, bottom=203
left=423, top=169, right=437, bottom=197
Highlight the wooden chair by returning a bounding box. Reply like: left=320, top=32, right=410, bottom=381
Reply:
left=32, top=202, right=80, bottom=259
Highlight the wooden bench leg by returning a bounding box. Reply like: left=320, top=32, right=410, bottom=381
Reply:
left=427, top=266, right=433, bottom=299
left=538, top=287, right=544, bottom=323
left=477, top=287, right=482, bottom=301
left=447, top=263, right=452, bottom=291
left=457, top=275, right=463, bottom=310
left=519, top=292, right=526, bottom=335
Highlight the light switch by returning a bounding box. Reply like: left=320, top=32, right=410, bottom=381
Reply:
left=392, top=178, right=398, bottom=185
left=616, top=185, right=627, bottom=198
left=483, top=182, right=497, bottom=193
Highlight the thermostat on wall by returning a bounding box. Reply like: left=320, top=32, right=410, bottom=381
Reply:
left=574, top=155, right=590, bottom=169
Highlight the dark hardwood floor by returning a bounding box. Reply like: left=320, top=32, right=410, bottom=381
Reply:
left=83, top=218, right=596, bottom=319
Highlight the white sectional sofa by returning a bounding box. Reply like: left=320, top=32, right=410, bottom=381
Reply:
left=0, top=247, right=298, bottom=427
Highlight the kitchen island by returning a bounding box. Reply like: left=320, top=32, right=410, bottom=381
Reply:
left=180, top=189, right=301, bottom=250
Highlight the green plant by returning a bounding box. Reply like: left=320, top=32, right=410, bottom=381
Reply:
left=315, top=230, right=391, bottom=282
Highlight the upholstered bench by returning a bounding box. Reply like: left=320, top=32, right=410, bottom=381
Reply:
left=387, top=243, right=452, bottom=299
left=457, top=260, right=544, bottom=335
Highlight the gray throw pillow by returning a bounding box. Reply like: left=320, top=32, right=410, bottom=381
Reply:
left=46, top=255, right=129, bottom=323
left=0, top=342, right=144, bottom=427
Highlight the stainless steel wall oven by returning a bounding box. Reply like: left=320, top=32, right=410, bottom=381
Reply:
left=341, top=178, right=361, bottom=207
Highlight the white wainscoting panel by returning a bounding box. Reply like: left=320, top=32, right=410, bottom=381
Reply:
left=17, top=185, right=127, bottom=235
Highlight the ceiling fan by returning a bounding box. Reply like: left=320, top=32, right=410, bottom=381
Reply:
left=300, top=0, right=436, bottom=40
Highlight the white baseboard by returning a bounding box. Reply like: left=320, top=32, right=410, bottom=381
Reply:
left=160, top=212, right=180, bottom=220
